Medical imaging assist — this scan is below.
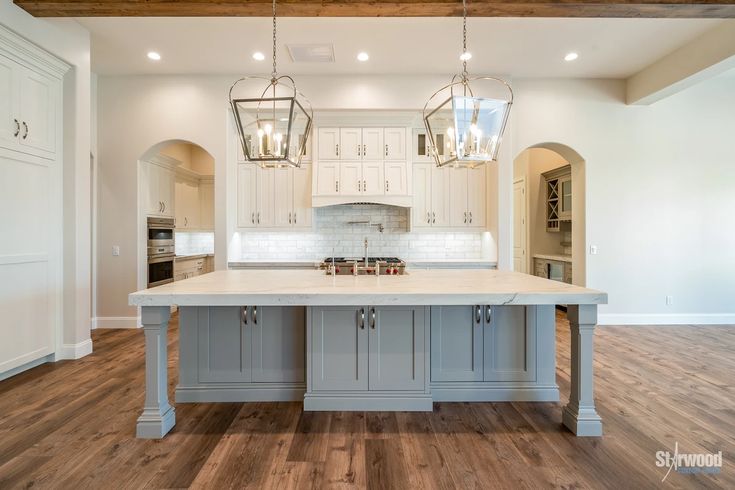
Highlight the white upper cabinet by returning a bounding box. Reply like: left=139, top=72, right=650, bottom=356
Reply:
left=0, top=54, right=60, bottom=160
left=175, top=177, right=200, bottom=229
left=362, top=161, right=385, bottom=195
left=449, top=166, right=486, bottom=228
left=340, top=128, right=362, bottom=160
left=361, top=128, right=383, bottom=160
left=292, top=165, right=313, bottom=228
left=316, top=161, right=339, bottom=195
left=199, top=181, right=214, bottom=231
left=237, top=164, right=258, bottom=228
left=273, top=167, right=294, bottom=227
left=384, top=161, right=407, bottom=195
left=317, top=128, right=340, bottom=160
left=412, top=163, right=451, bottom=228
left=384, top=128, right=407, bottom=160
left=431, top=165, right=452, bottom=227
left=144, top=161, right=175, bottom=218
left=238, top=163, right=312, bottom=229
left=412, top=164, right=432, bottom=227
left=339, top=161, right=362, bottom=195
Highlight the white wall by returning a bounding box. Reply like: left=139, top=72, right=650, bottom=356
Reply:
left=96, top=72, right=735, bottom=324
left=1, top=3, right=93, bottom=354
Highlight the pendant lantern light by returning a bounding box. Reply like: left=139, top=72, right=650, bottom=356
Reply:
left=229, top=0, right=313, bottom=168
left=423, top=0, right=513, bottom=168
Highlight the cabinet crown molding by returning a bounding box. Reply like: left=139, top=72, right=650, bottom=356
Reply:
left=0, top=25, right=70, bottom=78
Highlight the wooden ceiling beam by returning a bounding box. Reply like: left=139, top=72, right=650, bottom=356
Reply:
left=13, top=1, right=735, bottom=18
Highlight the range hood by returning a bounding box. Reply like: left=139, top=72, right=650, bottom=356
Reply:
left=311, top=195, right=412, bottom=208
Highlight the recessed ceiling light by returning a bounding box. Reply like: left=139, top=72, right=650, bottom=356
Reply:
left=147, top=51, right=161, bottom=61
left=459, top=52, right=472, bottom=61
left=564, top=52, right=579, bottom=62
left=357, top=52, right=369, bottom=62
left=252, top=52, right=265, bottom=61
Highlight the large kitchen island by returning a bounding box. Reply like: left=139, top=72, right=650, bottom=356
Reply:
left=129, top=269, right=607, bottom=439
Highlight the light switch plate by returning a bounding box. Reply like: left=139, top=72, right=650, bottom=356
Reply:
left=112, top=245, right=120, bottom=256
left=589, top=245, right=598, bottom=255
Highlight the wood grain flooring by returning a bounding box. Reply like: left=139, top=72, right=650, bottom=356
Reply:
left=0, top=312, right=733, bottom=489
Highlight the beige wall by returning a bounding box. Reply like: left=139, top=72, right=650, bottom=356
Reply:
left=159, top=142, right=214, bottom=175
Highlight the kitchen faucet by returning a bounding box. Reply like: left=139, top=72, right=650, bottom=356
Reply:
left=364, top=238, right=368, bottom=266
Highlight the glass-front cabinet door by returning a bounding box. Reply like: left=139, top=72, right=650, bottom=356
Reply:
left=559, top=176, right=572, bottom=220
left=412, top=128, right=445, bottom=163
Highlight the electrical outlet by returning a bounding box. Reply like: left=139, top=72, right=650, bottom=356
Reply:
left=112, top=245, right=120, bottom=256
left=666, top=295, right=673, bottom=306
left=589, top=245, right=598, bottom=255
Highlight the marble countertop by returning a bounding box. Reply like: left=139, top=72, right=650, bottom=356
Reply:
left=533, top=254, right=573, bottom=263
left=175, top=253, right=214, bottom=262
left=130, top=269, right=606, bottom=307
left=229, top=260, right=320, bottom=268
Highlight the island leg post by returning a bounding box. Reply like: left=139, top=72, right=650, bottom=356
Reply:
left=563, top=304, right=602, bottom=436
left=136, top=306, right=176, bottom=438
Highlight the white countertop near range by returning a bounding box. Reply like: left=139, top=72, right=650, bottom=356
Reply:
left=228, top=259, right=497, bottom=269
left=533, top=254, right=573, bottom=263
left=130, top=269, right=606, bottom=307
left=175, top=253, right=214, bottom=262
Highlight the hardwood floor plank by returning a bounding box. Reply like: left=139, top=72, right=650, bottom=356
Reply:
left=320, top=411, right=367, bottom=488
left=285, top=411, right=332, bottom=463
left=365, top=438, right=411, bottom=490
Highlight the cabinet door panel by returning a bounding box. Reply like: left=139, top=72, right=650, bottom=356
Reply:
left=449, top=168, right=468, bottom=226
left=174, top=178, right=187, bottom=228
left=412, top=164, right=432, bottom=228
left=431, top=165, right=451, bottom=227
left=237, top=164, right=258, bottom=227
left=293, top=164, right=313, bottom=228
left=362, top=161, right=384, bottom=196
left=430, top=306, right=483, bottom=382
left=339, top=128, right=361, bottom=160
left=317, top=128, right=340, bottom=160
left=18, top=67, right=56, bottom=157
left=0, top=56, right=19, bottom=152
left=316, top=161, right=339, bottom=196
left=159, top=167, right=175, bottom=218
left=252, top=306, right=305, bottom=382
left=369, top=306, right=425, bottom=391
left=362, top=128, right=383, bottom=160
left=143, top=163, right=160, bottom=216
left=384, top=161, right=407, bottom=195
left=467, top=166, right=486, bottom=228
left=339, top=162, right=362, bottom=195
left=198, top=306, right=251, bottom=383
left=311, top=307, right=368, bottom=391
left=199, top=182, right=214, bottom=230
left=384, top=128, right=406, bottom=160
left=484, top=306, right=536, bottom=382
left=256, top=166, right=275, bottom=226
left=273, top=167, right=294, bottom=227
left=412, top=128, right=431, bottom=162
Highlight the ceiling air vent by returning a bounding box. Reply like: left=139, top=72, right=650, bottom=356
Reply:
left=287, top=44, right=335, bottom=63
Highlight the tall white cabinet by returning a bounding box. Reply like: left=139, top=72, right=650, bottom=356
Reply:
left=237, top=163, right=312, bottom=229
left=0, top=26, right=66, bottom=377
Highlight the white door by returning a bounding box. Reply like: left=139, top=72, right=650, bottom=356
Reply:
left=513, top=179, right=527, bottom=273
left=273, top=167, right=294, bottom=227
left=340, top=162, right=362, bottom=195
left=292, top=164, right=312, bottom=228
left=467, top=166, right=486, bottom=228
left=317, top=128, right=340, bottom=160
left=362, top=161, right=384, bottom=195
left=412, top=164, right=432, bottom=228
left=339, top=128, right=361, bottom=160
left=0, top=56, right=19, bottom=152
left=361, top=128, right=383, bottom=160
left=237, top=164, right=258, bottom=227
left=316, top=161, right=339, bottom=196
left=384, top=128, right=406, bottom=160
left=18, top=66, right=56, bottom=158
left=431, top=165, right=452, bottom=227
left=384, top=161, right=407, bottom=195
left=256, top=166, right=275, bottom=226
left=449, top=168, right=469, bottom=227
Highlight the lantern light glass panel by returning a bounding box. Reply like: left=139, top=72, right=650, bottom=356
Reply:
left=425, top=95, right=510, bottom=168
left=231, top=95, right=311, bottom=168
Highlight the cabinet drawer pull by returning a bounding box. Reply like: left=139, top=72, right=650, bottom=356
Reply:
left=485, top=305, right=492, bottom=324
left=22, top=121, right=28, bottom=140
left=335, top=144, right=339, bottom=157
left=432, top=212, right=436, bottom=224
left=358, top=308, right=365, bottom=329
left=363, top=144, right=366, bottom=156
left=253, top=306, right=257, bottom=324
left=288, top=212, right=292, bottom=224
left=427, top=212, right=431, bottom=224
left=475, top=305, right=481, bottom=324
left=294, top=211, right=297, bottom=224
left=336, top=180, right=339, bottom=193
left=468, top=211, right=473, bottom=224
left=184, top=217, right=188, bottom=226
left=251, top=212, right=255, bottom=224
left=464, top=211, right=467, bottom=224
left=385, top=180, right=389, bottom=192
left=257, top=212, right=260, bottom=224
left=242, top=306, right=248, bottom=325
left=357, top=144, right=361, bottom=157
left=13, top=119, right=20, bottom=137
left=370, top=308, right=376, bottom=329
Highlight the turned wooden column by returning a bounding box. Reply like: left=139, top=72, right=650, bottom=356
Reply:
left=136, top=306, right=176, bottom=438
left=563, top=304, right=602, bottom=436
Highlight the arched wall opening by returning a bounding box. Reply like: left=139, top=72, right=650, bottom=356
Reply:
left=137, top=139, right=216, bottom=296
left=512, top=142, right=586, bottom=286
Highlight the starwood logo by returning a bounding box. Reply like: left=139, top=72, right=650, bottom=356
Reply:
left=656, top=442, right=723, bottom=482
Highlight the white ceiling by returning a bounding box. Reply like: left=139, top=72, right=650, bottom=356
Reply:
left=74, top=17, right=722, bottom=78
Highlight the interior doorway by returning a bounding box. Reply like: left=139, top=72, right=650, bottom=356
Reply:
left=512, top=143, right=586, bottom=286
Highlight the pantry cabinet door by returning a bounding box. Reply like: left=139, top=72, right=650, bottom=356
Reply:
left=251, top=306, right=306, bottom=383
left=361, top=128, right=383, bottom=160
left=317, top=128, right=340, bottom=160
left=412, top=164, right=432, bottom=228
left=362, top=161, right=384, bottom=195
left=256, top=166, right=276, bottom=227
left=449, top=167, right=469, bottom=227
left=273, top=167, right=294, bottom=227
left=292, top=164, right=313, bottom=228
left=311, top=307, right=368, bottom=391
left=368, top=306, right=426, bottom=391
left=431, top=165, right=452, bottom=227
left=237, top=164, right=258, bottom=227
left=339, top=128, right=362, bottom=160
left=384, top=128, right=406, bottom=160
left=384, top=162, right=407, bottom=195
left=467, top=166, right=486, bottom=228
left=339, top=161, right=362, bottom=195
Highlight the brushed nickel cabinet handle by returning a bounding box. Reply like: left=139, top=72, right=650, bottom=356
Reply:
left=357, top=144, right=361, bottom=157
left=253, top=305, right=257, bottom=324
left=13, top=119, right=20, bottom=137
left=384, top=144, right=388, bottom=157
left=336, top=180, right=339, bottom=193
left=370, top=308, right=376, bottom=329
left=257, top=212, right=260, bottom=224
left=294, top=211, right=297, bottom=224
left=432, top=212, right=436, bottom=224
left=476, top=305, right=481, bottom=324
left=251, top=212, right=255, bottom=224
left=485, top=305, right=492, bottom=324
left=469, top=211, right=473, bottom=224
left=363, top=144, right=366, bottom=156
left=385, top=180, right=388, bottom=192
left=464, top=211, right=467, bottom=224
left=22, top=121, right=28, bottom=140
left=427, top=212, right=430, bottom=224
left=242, top=306, right=248, bottom=325
left=358, top=308, right=365, bottom=329
left=335, top=144, right=339, bottom=157
left=363, top=180, right=367, bottom=192
left=288, top=212, right=292, bottom=224
left=184, top=217, right=188, bottom=226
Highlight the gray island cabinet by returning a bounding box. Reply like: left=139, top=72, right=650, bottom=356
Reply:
left=129, top=269, right=607, bottom=439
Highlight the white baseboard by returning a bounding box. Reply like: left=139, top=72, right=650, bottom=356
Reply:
left=57, top=338, right=94, bottom=360
left=93, top=316, right=141, bottom=329
left=598, top=313, right=735, bottom=326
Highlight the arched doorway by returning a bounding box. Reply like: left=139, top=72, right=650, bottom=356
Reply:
left=512, top=143, right=586, bottom=286
left=137, top=140, right=216, bottom=293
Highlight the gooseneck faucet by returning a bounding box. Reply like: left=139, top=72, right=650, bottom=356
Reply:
left=364, top=238, right=369, bottom=267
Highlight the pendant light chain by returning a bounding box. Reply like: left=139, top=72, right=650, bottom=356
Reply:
left=271, top=0, right=278, bottom=80
left=462, top=0, right=468, bottom=81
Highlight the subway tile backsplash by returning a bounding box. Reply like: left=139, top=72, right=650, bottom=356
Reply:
left=176, top=231, right=215, bottom=256
left=234, top=205, right=486, bottom=260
